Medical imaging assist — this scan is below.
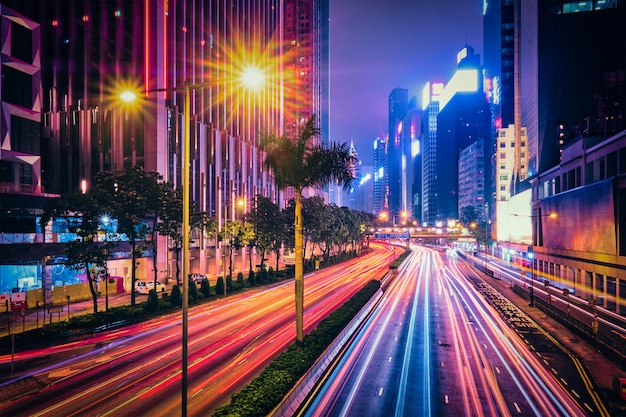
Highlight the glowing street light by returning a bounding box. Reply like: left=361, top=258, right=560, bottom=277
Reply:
left=119, top=67, right=263, bottom=417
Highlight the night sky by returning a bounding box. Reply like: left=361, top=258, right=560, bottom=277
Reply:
left=329, top=0, right=484, bottom=164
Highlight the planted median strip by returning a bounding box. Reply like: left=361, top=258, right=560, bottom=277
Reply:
left=212, top=279, right=381, bottom=417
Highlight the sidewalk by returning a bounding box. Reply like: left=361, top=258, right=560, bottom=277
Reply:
left=485, top=272, right=626, bottom=413
left=0, top=292, right=134, bottom=339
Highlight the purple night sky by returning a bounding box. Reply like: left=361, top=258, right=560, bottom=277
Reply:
left=329, top=0, right=484, bottom=164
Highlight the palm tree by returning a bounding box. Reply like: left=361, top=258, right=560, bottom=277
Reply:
left=261, top=115, right=355, bottom=345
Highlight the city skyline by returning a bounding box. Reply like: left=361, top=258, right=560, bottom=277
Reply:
left=329, top=0, right=483, bottom=164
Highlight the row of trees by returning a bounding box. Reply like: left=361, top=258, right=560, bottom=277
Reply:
left=43, top=114, right=361, bottom=348
left=41, top=167, right=216, bottom=312
left=41, top=170, right=371, bottom=315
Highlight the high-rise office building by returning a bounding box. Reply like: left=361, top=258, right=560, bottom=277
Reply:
left=402, top=107, right=423, bottom=223
left=436, top=46, right=491, bottom=222
left=284, top=0, right=329, bottom=145
left=421, top=81, right=443, bottom=226
left=520, top=0, right=626, bottom=175
left=387, top=88, right=409, bottom=215
left=0, top=6, right=41, bottom=196
left=458, top=140, right=485, bottom=220
left=372, top=135, right=388, bottom=214
left=0, top=1, right=328, bottom=289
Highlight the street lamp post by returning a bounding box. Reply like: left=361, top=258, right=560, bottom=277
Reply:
left=121, top=81, right=192, bottom=416
left=121, top=68, right=263, bottom=416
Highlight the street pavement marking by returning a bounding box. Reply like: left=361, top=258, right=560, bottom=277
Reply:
left=514, top=402, right=522, bottom=413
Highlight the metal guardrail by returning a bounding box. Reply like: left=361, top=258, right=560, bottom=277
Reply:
left=270, top=276, right=388, bottom=417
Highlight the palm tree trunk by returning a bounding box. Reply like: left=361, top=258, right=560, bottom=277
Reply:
left=295, top=188, right=304, bottom=345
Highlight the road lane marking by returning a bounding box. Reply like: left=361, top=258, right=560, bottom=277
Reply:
left=514, top=402, right=522, bottom=413
left=378, top=387, right=384, bottom=396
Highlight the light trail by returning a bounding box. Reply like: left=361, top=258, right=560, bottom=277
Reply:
left=0, top=243, right=393, bottom=416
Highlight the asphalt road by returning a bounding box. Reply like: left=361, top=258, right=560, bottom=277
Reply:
left=299, top=246, right=610, bottom=416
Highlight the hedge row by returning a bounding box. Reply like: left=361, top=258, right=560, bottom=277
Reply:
left=0, top=251, right=368, bottom=353
left=212, top=279, right=381, bottom=417
left=389, top=247, right=411, bottom=269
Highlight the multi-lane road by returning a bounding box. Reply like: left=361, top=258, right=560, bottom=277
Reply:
left=0, top=243, right=614, bottom=416
left=300, top=246, right=609, bottom=416
left=0, top=243, right=395, bottom=416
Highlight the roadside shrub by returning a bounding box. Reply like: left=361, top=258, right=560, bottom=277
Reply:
left=200, top=278, right=212, bottom=298
left=188, top=280, right=198, bottom=302
left=226, top=274, right=233, bottom=291
left=248, top=270, right=256, bottom=286
left=170, top=285, right=182, bottom=307
left=215, top=276, right=225, bottom=296
left=145, top=290, right=159, bottom=313
left=268, top=267, right=276, bottom=282
left=236, top=272, right=245, bottom=289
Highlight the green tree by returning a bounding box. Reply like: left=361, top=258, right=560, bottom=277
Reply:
left=248, top=196, right=284, bottom=271
left=260, top=115, right=355, bottom=345
left=157, top=187, right=216, bottom=286
left=41, top=189, right=114, bottom=314
left=94, top=167, right=162, bottom=306
left=233, top=221, right=255, bottom=272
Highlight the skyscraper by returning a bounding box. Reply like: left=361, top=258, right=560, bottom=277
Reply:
left=421, top=81, right=443, bottom=226
left=373, top=135, right=388, bottom=214
left=436, top=46, right=491, bottom=222
left=520, top=0, right=626, bottom=175
left=387, top=88, right=409, bottom=215
left=0, top=1, right=329, bottom=288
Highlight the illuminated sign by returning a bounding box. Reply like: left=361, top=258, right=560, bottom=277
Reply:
left=412, top=139, right=420, bottom=158
left=456, top=47, right=469, bottom=65
left=422, top=82, right=445, bottom=110
left=422, top=82, right=431, bottom=110
left=439, top=69, right=479, bottom=110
